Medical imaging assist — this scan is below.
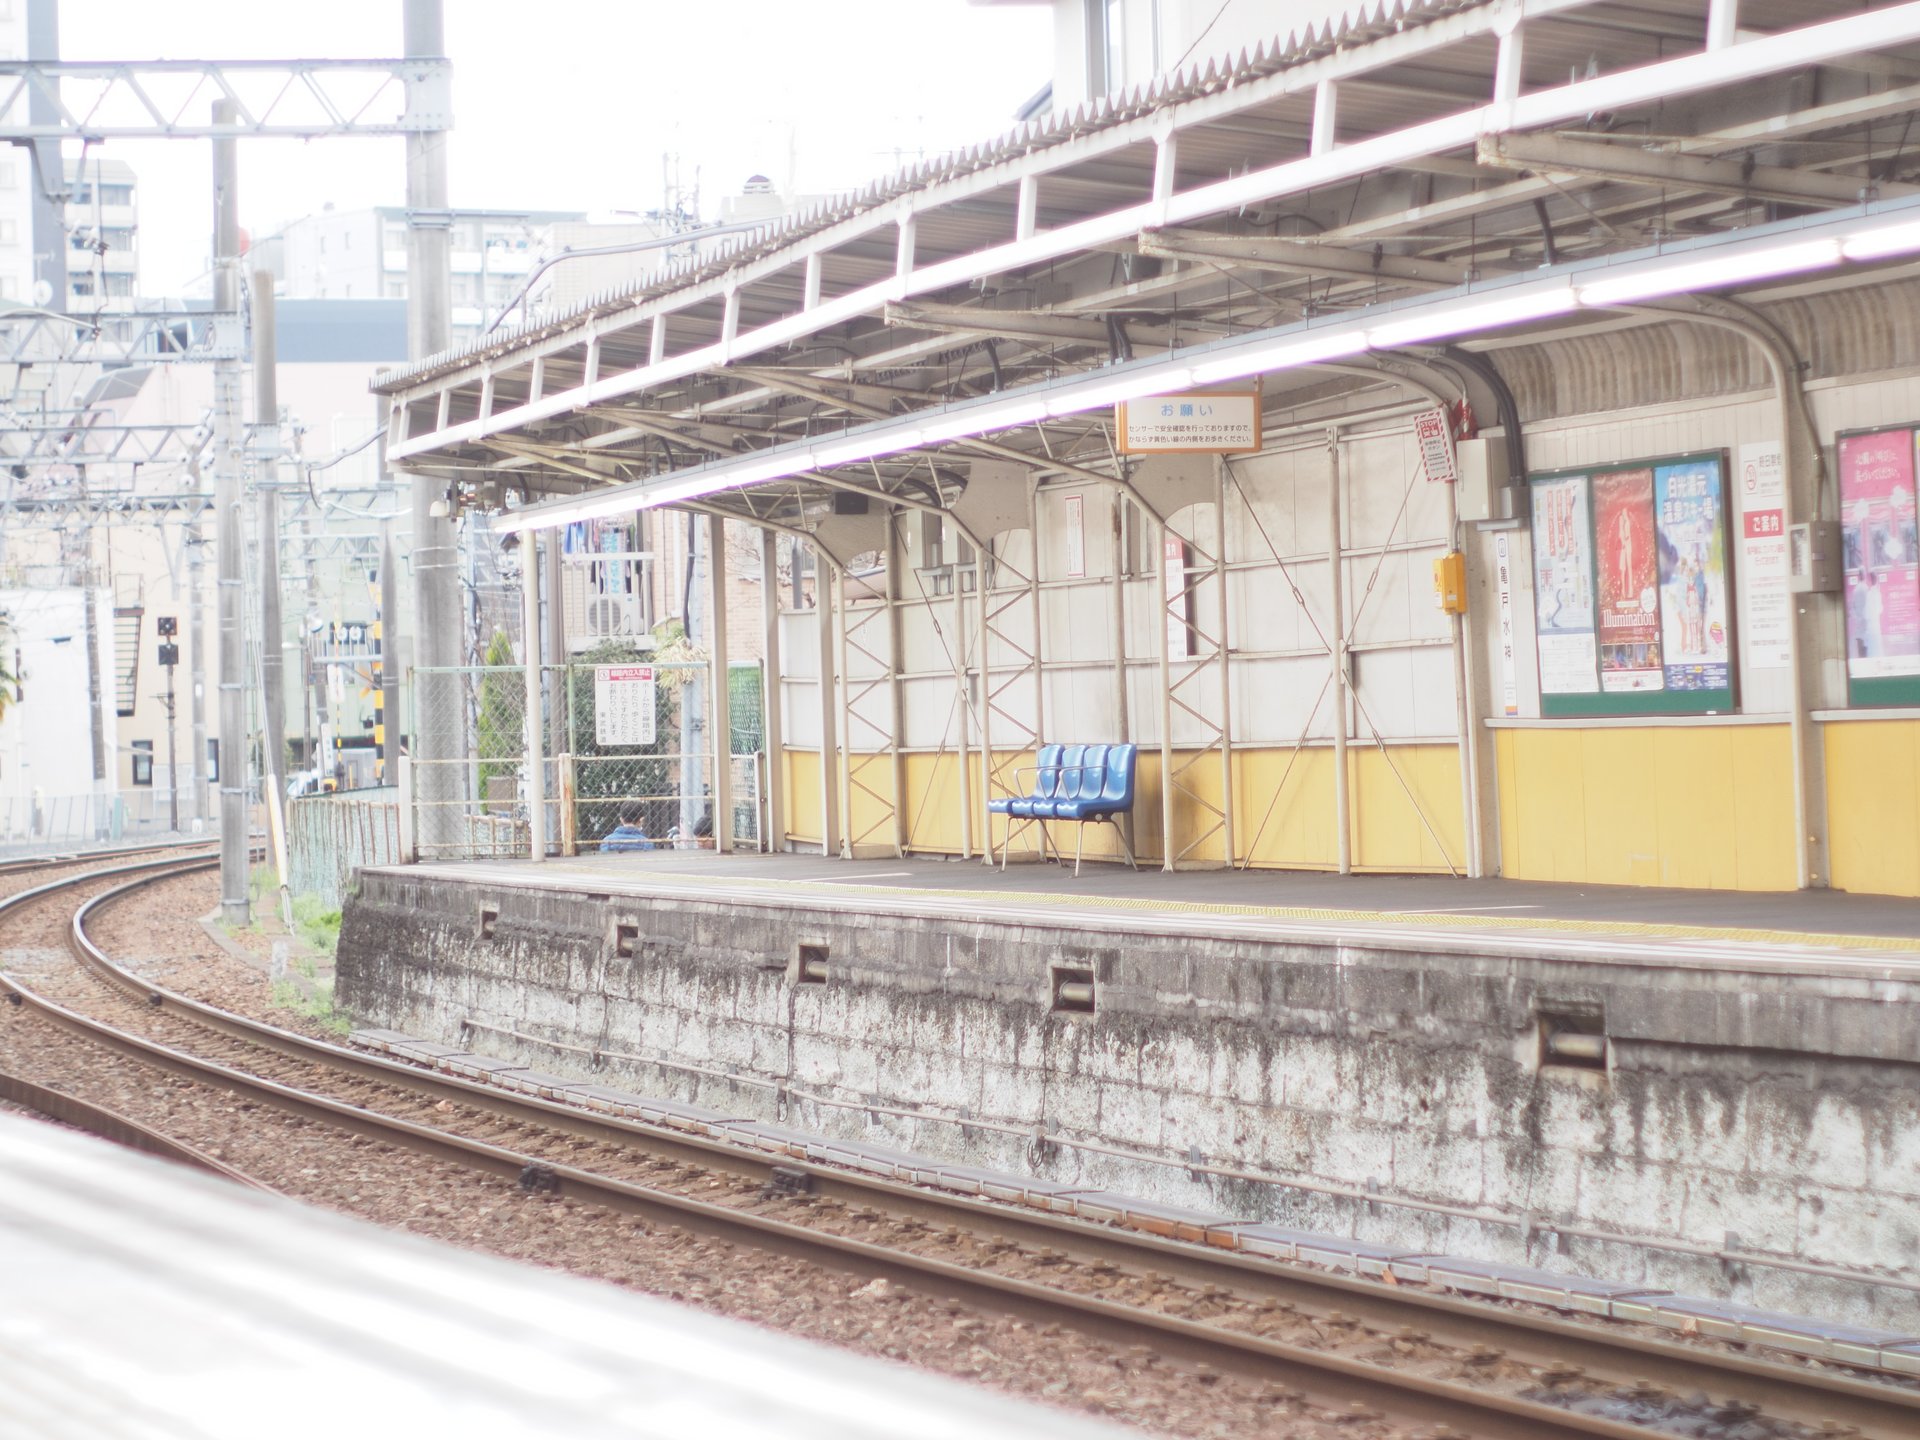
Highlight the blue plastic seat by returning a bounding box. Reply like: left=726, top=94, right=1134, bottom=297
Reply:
left=989, top=741, right=1137, bottom=875
left=1053, top=743, right=1133, bottom=821
left=1043, top=744, right=1107, bottom=819
left=992, top=743, right=1061, bottom=819
left=1032, top=744, right=1084, bottom=819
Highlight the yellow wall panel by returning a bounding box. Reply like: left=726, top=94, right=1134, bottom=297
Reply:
left=1503, top=727, right=1589, bottom=882
left=1494, top=726, right=1795, bottom=892
left=842, top=752, right=899, bottom=855
left=1649, top=730, right=1738, bottom=889
left=1165, top=746, right=1232, bottom=867
left=1729, top=727, right=1799, bottom=891
left=1576, top=729, right=1657, bottom=886
left=1236, top=746, right=1338, bottom=869
left=901, top=751, right=967, bottom=855
left=783, top=748, right=822, bottom=848
left=1350, top=744, right=1465, bottom=874
left=1825, top=720, right=1920, bottom=897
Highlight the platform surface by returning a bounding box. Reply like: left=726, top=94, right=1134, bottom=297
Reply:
left=394, top=849, right=1920, bottom=974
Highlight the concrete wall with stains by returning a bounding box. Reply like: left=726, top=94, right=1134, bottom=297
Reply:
left=339, top=869, right=1920, bottom=1327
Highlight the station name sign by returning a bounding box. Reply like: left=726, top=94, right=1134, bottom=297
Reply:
left=1117, top=389, right=1262, bottom=454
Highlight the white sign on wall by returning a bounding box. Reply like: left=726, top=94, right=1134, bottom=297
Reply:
left=1118, top=391, right=1262, bottom=453
left=1415, top=407, right=1457, bottom=484
left=1494, top=531, right=1519, bottom=716
left=1163, top=534, right=1193, bottom=658
left=1736, top=440, right=1791, bottom=670
left=594, top=665, right=657, bottom=747
left=1063, top=493, right=1086, bottom=578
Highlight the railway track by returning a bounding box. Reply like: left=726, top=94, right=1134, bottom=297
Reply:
left=3, top=852, right=1916, bottom=1440
left=0, top=837, right=215, bottom=882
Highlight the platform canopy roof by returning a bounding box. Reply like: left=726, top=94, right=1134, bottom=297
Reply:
left=376, top=0, right=1920, bottom=540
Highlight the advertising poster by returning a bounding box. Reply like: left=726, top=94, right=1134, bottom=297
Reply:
left=1836, top=429, right=1920, bottom=679
left=1592, top=466, right=1662, bottom=692
left=1654, top=458, right=1731, bottom=693
left=1531, top=473, right=1598, bottom=693
left=1736, top=441, right=1791, bottom=670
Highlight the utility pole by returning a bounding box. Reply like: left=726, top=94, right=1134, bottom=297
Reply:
left=404, top=0, right=460, bottom=850
left=26, top=0, right=65, bottom=314
left=188, top=514, right=208, bottom=824
left=158, top=617, right=180, bottom=833
left=253, top=269, right=287, bottom=800
left=378, top=519, right=398, bottom=782
left=212, top=99, right=248, bottom=923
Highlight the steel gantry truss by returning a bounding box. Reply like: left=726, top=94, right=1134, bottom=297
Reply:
left=0, top=8, right=458, bottom=921
left=0, top=57, right=449, bottom=140
left=373, top=0, right=1920, bottom=875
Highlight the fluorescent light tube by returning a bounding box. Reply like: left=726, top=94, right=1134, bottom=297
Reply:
left=1578, top=240, right=1841, bottom=306
left=917, top=397, right=1049, bottom=444
left=1187, top=330, right=1368, bottom=386
left=1044, top=369, right=1191, bottom=417
left=1366, top=284, right=1577, bottom=348
left=1841, top=219, right=1920, bottom=262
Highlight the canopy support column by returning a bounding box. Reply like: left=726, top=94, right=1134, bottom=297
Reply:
left=1329, top=428, right=1351, bottom=875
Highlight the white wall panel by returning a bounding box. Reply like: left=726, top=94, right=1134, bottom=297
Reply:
left=982, top=587, right=1038, bottom=670
left=896, top=602, right=950, bottom=670
left=1231, top=653, right=1337, bottom=744
left=1043, top=664, right=1118, bottom=740
left=902, top=673, right=963, bottom=750
left=839, top=603, right=890, bottom=680
left=782, top=678, right=822, bottom=748
left=1040, top=582, right=1117, bottom=665
left=1037, top=485, right=1114, bottom=578
left=1227, top=563, right=1318, bottom=654
left=777, top=611, right=819, bottom=679
left=982, top=667, right=1039, bottom=745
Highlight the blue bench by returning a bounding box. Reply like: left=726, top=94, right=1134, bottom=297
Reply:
left=988, top=742, right=1138, bottom=875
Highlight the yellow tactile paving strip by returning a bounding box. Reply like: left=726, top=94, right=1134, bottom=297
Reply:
left=539, top=861, right=1919, bottom=956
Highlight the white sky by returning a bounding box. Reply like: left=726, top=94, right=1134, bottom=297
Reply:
left=58, top=0, right=1056, bottom=294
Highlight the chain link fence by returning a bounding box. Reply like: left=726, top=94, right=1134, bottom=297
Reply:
left=0, top=789, right=178, bottom=851
left=287, top=786, right=402, bottom=907
left=407, top=656, right=766, bottom=861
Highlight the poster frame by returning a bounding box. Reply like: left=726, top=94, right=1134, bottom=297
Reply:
left=1527, top=449, right=1739, bottom=717
left=1834, top=423, right=1920, bottom=708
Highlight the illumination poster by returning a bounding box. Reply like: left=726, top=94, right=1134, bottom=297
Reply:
left=1653, top=458, right=1731, bottom=693
left=1837, top=430, right=1920, bottom=678
left=1592, top=466, right=1662, bottom=692
left=1531, top=473, right=1598, bottom=693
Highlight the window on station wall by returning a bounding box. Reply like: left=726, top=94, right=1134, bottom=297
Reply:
left=130, top=740, right=153, bottom=787
left=1529, top=450, right=1736, bottom=716
left=1837, top=426, right=1920, bottom=706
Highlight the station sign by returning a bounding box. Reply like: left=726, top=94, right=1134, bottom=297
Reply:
left=1117, top=390, right=1262, bottom=454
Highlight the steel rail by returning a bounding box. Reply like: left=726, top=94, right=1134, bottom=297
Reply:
left=0, top=1067, right=270, bottom=1191
left=11, top=859, right=1917, bottom=1439
left=0, top=837, right=216, bottom=877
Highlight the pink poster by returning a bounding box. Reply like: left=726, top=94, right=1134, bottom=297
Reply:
left=1838, top=430, right=1920, bottom=679
left=1592, top=467, right=1662, bottom=692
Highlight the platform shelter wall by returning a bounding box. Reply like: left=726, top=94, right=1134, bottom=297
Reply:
left=762, top=341, right=1920, bottom=894
left=1480, top=367, right=1920, bottom=896
left=771, top=413, right=1467, bottom=873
